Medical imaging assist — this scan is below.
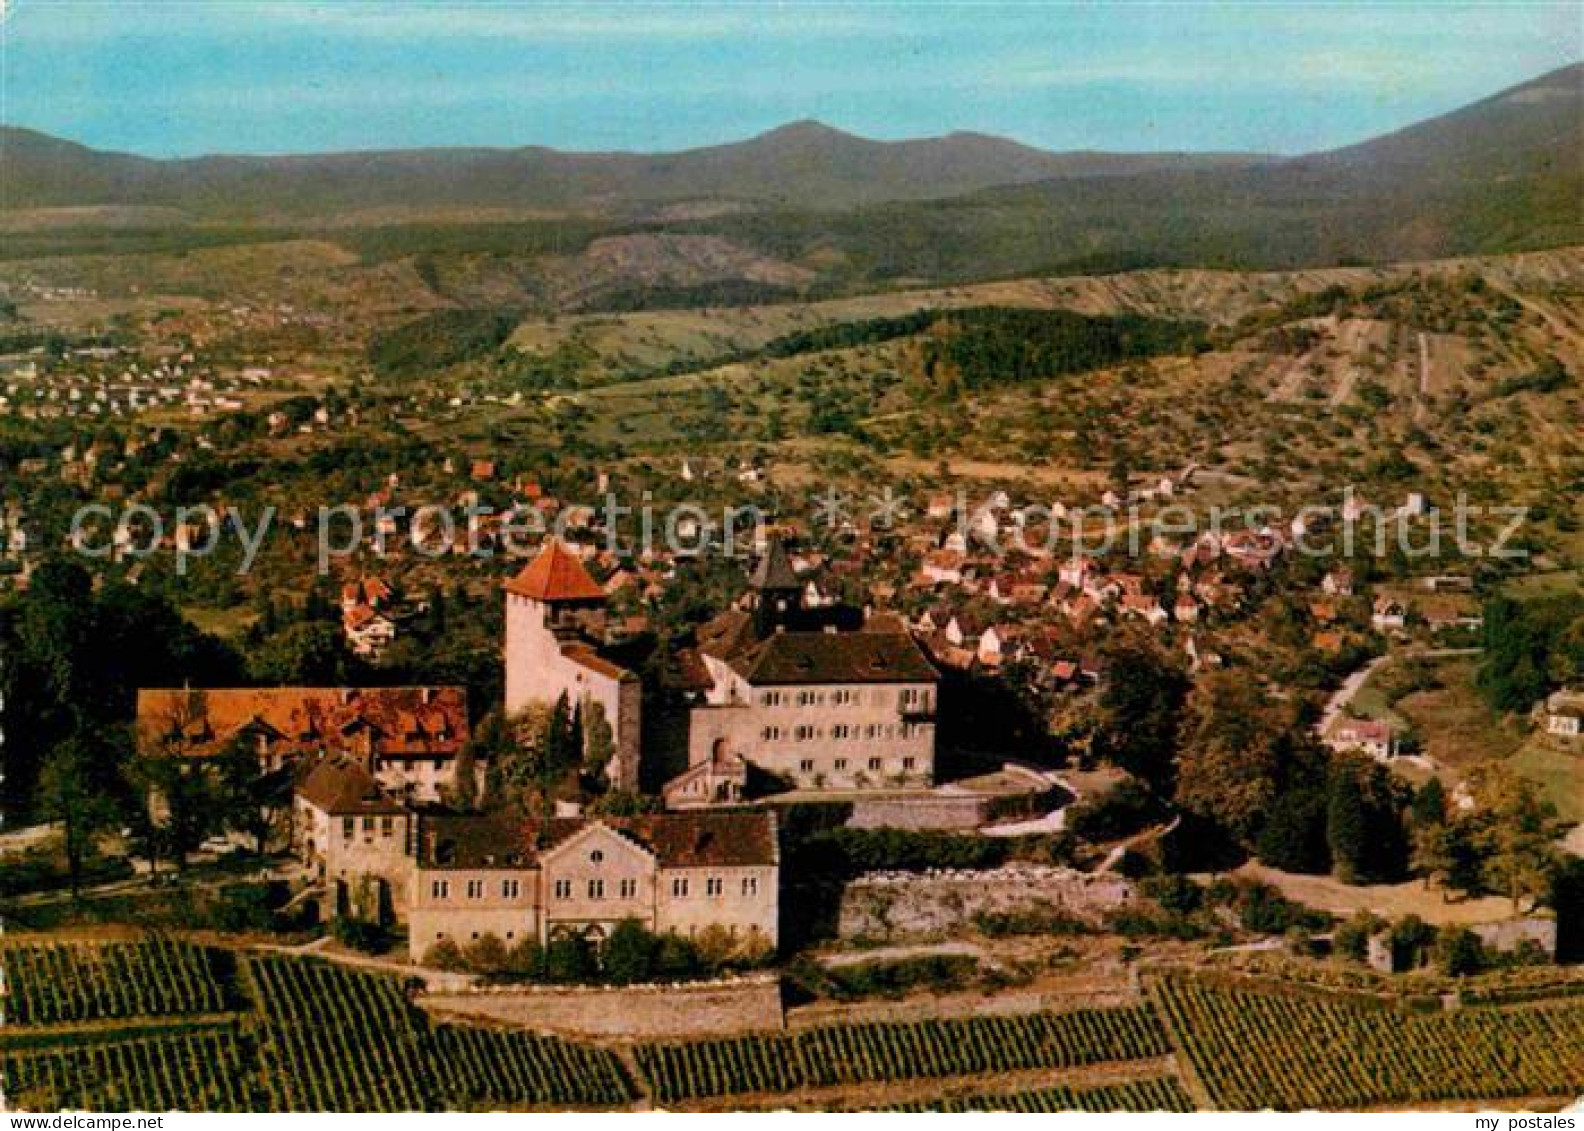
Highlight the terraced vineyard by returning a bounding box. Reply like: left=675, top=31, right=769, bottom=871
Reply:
left=881, top=1076, right=1195, bottom=1113
left=3, top=943, right=633, bottom=1112
left=248, top=956, right=635, bottom=1111
left=635, top=1005, right=1169, bottom=1104
left=1150, top=971, right=1584, bottom=1110
left=248, top=956, right=434, bottom=1111
left=0, top=1027, right=260, bottom=1111
left=1, top=939, right=233, bottom=1025
left=427, top=1024, right=634, bottom=1109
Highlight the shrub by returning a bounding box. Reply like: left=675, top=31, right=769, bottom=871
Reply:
left=465, top=932, right=510, bottom=975
left=422, top=938, right=467, bottom=972
left=332, top=917, right=393, bottom=955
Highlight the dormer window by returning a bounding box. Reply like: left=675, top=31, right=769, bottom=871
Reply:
left=590, top=850, right=604, bottom=865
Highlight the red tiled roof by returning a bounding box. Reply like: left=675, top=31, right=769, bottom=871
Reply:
left=137, top=687, right=468, bottom=761
left=504, top=539, right=605, bottom=602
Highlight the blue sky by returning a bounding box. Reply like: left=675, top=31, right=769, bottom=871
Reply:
left=0, top=2, right=1578, bottom=157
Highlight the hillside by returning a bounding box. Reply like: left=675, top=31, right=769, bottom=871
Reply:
left=0, top=65, right=1578, bottom=290
left=0, top=120, right=1268, bottom=219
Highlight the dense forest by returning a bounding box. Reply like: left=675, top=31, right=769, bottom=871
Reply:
left=904, top=307, right=1206, bottom=394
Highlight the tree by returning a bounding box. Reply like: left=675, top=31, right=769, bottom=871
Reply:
left=1433, top=926, right=1486, bottom=976
left=37, top=727, right=124, bottom=896
left=1326, top=754, right=1409, bottom=885
left=603, top=919, right=657, bottom=985
left=1092, top=637, right=1189, bottom=792
left=582, top=700, right=616, bottom=779
left=423, top=938, right=467, bottom=972
left=214, top=737, right=286, bottom=855
left=1256, top=786, right=1331, bottom=874
left=465, top=933, right=509, bottom=975
left=1326, top=764, right=1369, bottom=885
left=127, top=756, right=217, bottom=875
left=544, top=934, right=594, bottom=982
left=1479, top=773, right=1558, bottom=911
left=1408, top=777, right=1453, bottom=892
left=250, top=622, right=355, bottom=685
left=1175, top=674, right=1311, bottom=846
left=544, top=693, right=574, bottom=773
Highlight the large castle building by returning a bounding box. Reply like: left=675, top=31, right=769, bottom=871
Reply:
left=503, top=540, right=642, bottom=791
left=666, top=540, right=940, bottom=803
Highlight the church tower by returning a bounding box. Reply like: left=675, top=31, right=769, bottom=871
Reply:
left=747, top=536, right=802, bottom=636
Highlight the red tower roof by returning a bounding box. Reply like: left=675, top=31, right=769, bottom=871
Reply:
left=504, top=539, right=605, bottom=602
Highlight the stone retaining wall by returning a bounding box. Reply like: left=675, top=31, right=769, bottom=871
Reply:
left=417, top=973, right=784, bottom=1039
left=838, top=865, right=1133, bottom=941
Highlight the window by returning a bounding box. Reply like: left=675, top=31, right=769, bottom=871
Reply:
left=833, top=689, right=855, bottom=706
left=864, top=724, right=880, bottom=740
left=466, top=879, right=484, bottom=899
left=362, top=816, right=374, bottom=834
left=761, top=725, right=782, bottom=742
left=380, top=816, right=394, bottom=838
left=502, top=879, right=520, bottom=899
left=762, top=690, right=784, bottom=707
left=554, top=879, right=572, bottom=900
left=800, top=758, right=815, bottom=773
left=901, top=688, right=920, bottom=707
left=903, top=757, right=917, bottom=771
left=706, top=876, right=724, bottom=896
left=431, top=880, right=450, bottom=899
left=619, top=878, right=638, bottom=899
left=342, top=817, right=355, bottom=839
left=834, top=758, right=848, bottom=771
left=795, top=724, right=816, bottom=741
left=868, top=757, right=882, bottom=771
left=672, top=877, right=689, bottom=898
left=588, top=879, right=605, bottom=900
left=832, top=724, right=851, bottom=740
left=742, top=876, right=759, bottom=896
left=590, top=850, right=604, bottom=864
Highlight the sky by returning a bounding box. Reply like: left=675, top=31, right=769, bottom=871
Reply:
left=0, top=2, right=1578, bottom=158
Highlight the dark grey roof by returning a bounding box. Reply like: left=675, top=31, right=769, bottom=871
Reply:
left=730, top=631, right=938, bottom=686
left=749, top=538, right=800, bottom=592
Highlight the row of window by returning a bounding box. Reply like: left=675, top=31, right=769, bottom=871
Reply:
left=759, top=688, right=931, bottom=709
left=799, top=756, right=918, bottom=774
left=342, top=815, right=398, bottom=840
left=761, top=722, right=932, bottom=743
left=429, top=875, right=762, bottom=901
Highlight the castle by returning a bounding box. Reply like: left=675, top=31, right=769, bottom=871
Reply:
left=502, top=539, right=642, bottom=791
left=666, top=539, right=940, bottom=804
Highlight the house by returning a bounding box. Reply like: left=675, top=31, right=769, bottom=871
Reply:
left=504, top=540, right=642, bottom=790
left=677, top=541, right=940, bottom=794
left=1321, top=567, right=1355, bottom=597
left=343, top=604, right=397, bottom=658
left=408, top=810, right=779, bottom=961
left=136, top=686, right=472, bottom=803
left=1329, top=719, right=1396, bottom=761
left=920, top=548, right=965, bottom=586
left=1120, top=592, right=1168, bottom=626
left=293, top=755, right=412, bottom=921
left=1544, top=690, right=1584, bottom=739
left=1371, top=596, right=1407, bottom=631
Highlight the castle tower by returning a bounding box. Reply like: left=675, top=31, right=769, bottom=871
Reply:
left=503, top=540, right=642, bottom=790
